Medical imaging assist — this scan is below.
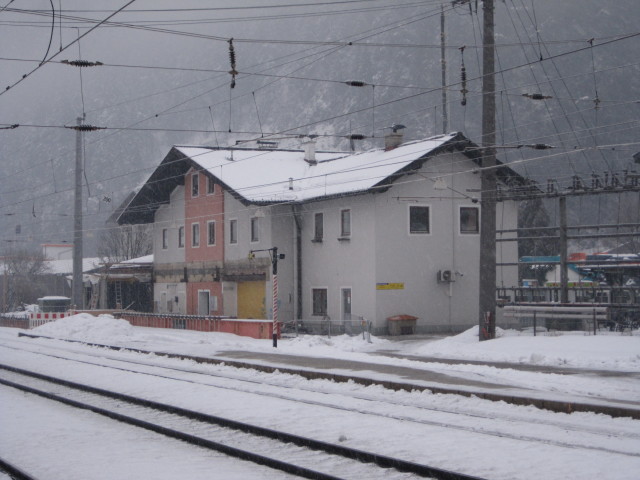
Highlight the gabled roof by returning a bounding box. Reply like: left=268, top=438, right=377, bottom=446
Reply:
left=117, top=132, right=526, bottom=225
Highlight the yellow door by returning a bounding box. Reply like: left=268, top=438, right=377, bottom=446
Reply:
left=237, top=281, right=266, bottom=319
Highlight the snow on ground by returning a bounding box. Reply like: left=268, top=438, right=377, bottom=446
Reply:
left=3, top=314, right=640, bottom=480
left=21, top=313, right=640, bottom=406
left=30, top=313, right=640, bottom=372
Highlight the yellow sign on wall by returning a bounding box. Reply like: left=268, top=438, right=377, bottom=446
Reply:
left=376, top=282, right=405, bottom=290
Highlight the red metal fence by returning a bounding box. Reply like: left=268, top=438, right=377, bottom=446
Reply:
left=1, top=311, right=275, bottom=340
left=120, top=312, right=274, bottom=339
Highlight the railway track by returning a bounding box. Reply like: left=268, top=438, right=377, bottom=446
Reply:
left=0, top=456, right=39, bottom=480
left=2, top=335, right=640, bottom=455
left=14, top=331, right=640, bottom=420
left=0, top=364, right=483, bottom=480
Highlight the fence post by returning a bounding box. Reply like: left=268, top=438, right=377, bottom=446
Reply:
left=593, top=308, right=597, bottom=336
left=533, top=311, right=537, bottom=337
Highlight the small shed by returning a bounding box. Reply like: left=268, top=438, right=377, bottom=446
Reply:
left=387, top=314, right=418, bottom=335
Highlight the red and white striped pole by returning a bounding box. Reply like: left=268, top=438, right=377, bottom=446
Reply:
left=272, top=271, right=278, bottom=347
left=250, top=247, right=283, bottom=348
left=271, top=246, right=280, bottom=347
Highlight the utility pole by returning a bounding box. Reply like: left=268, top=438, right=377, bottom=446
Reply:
left=559, top=196, right=569, bottom=304
left=479, top=0, right=497, bottom=341
left=440, top=4, right=448, bottom=134
left=72, top=116, right=84, bottom=310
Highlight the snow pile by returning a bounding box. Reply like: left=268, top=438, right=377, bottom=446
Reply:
left=285, top=333, right=390, bottom=353
left=32, top=313, right=135, bottom=342
left=406, top=326, right=640, bottom=371
left=26, top=314, right=640, bottom=372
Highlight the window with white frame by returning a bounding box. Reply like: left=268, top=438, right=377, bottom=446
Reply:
left=409, top=205, right=430, bottom=234
left=460, top=206, right=480, bottom=234
left=178, top=226, right=185, bottom=248
left=206, top=176, right=215, bottom=195
left=162, top=228, right=168, bottom=249
left=191, top=173, right=199, bottom=197
left=312, top=288, right=328, bottom=316
left=229, top=219, right=238, bottom=244
left=207, top=220, right=216, bottom=245
left=192, top=222, right=200, bottom=247
left=313, top=212, right=323, bottom=241
left=340, top=209, right=351, bottom=237
left=250, top=217, right=259, bottom=242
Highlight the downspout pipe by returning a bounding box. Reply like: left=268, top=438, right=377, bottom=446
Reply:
left=292, top=205, right=303, bottom=322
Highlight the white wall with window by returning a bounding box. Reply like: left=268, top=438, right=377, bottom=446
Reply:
left=178, top=225, right=185, bottom=248
left=408, top=205, right=431, bottom=235
left=459, top=205, right=480, bottom=234
left=313, top=212, right=323, bottom=241
left=250, top=217, right=260, bottom=243
left=153, top=185, right=185, bottom=265
left=311, top=287, right=328, bottom=316
left=154, top=282, right=186, bottom=314
left=303, top=197, right=377, bottom=324
left=339, top=208, right=351, bottom=237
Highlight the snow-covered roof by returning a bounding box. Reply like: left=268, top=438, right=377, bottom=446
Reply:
left=116, top=132, right=526, bottom=225
left=45, top=257, right=101, bottom=275
left=176, top=133, right=457, bottom=203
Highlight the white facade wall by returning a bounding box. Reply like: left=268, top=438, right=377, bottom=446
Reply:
left=153, top=186, right=186, bottom=314
left=223, top=193, right=296, bottom=322
left=297, top=152, right=519, bottom=334
left=153, top=186, right=185, bottom=265
left=298, top=195, right=378, bottom=325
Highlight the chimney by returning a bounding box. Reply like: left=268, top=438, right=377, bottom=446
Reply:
left=303, top=138, right=317, bottom=165
left=384, top=124, right=406, bottom=151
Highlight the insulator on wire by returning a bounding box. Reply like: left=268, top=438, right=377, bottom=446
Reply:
left=459, top=46, right=468, bottom=106
left=65, top=124, right=103, bottom=132
left=525, top=143, right=555, bottom=150
left=0, top=124, right=19, bottom=130
left=346, top=134, right=367, bottom=140
left=228, top=38, right=238, bottom=89
left=345, top=80, right=367, bottom=87
left=522, top=93, right=552, bottom=100
left=61, top=59, right=103, bottom=67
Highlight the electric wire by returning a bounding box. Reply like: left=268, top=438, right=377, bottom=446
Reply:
left=0, top=0, right=138, bottom=98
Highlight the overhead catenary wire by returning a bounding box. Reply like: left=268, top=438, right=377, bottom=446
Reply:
left=0, top=0, right=138, bottom=97
left=1, top=3, right=637, bottom=222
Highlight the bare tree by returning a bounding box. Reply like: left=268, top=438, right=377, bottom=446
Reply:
left=3, top=247, right=50, bottom=310
left=97, top=224, right=152, bottom=264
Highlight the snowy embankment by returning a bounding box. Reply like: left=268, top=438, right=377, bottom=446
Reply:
left=30, top=313, right=640, bottom=372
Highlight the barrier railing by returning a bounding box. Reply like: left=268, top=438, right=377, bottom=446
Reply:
left=281, top=316, right=372, bottom=340
left=119, top=312, right=273, bottom=339
left=503, top=304, right=610, bottom=335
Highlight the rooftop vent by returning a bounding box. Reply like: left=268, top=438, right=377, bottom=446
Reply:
left=384, top=124, right=406, bottom=151
left=303, top=137, right=317, bottom=165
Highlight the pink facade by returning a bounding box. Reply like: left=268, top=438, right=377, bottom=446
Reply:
left=187, top=281, right=223, bottom=316
left=185, top=169, right=225, bottom=263
left=184, top=169, right=225, bottom=315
